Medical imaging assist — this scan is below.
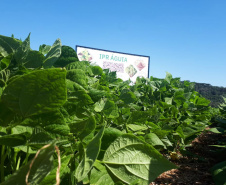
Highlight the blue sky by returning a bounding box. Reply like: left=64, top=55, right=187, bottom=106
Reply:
left=1, top=0, right=226, bottom=87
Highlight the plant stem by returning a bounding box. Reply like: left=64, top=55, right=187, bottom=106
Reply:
left=16, top=156, right=21, bottom=171
left=1, top=145, right=5, bottom=183
left=22, top=146, right=30, bottom=165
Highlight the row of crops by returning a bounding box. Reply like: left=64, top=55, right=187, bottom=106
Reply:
left=0, top=34, right=225, bottom=185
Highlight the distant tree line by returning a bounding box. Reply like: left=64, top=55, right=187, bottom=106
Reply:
left=194, top=82, right=226, bottom=107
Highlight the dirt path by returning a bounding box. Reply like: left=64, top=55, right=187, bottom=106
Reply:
left=151, top=130, right=226, bottom=185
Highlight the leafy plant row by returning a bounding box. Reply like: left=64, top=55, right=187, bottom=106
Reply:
left=0, top=34, right=213, bottom=185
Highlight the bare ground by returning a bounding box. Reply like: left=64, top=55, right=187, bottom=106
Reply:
left=151, top=130, right=226, bottom=185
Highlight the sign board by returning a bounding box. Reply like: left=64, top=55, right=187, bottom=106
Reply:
left=76, top=45, right=150, bottom=82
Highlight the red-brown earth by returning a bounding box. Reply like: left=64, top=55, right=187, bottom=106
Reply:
left=151, top=129, right=226, bottom=185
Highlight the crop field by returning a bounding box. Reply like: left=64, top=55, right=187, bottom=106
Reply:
left=0, top=34, right=225, bottom=185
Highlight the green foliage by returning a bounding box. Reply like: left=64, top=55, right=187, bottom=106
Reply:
left=66, top=69, right=87, bottom=88
left=211, top=160, right=226, bottom=185
left=1, top=143, right=55, bottom=185
left=0, top=34, right=215, bottom=185
left=102, top=134, right=177, bottom=184
left=2, top=68, right=67, bottom=117
left=54, top=45, right=79, bottom=67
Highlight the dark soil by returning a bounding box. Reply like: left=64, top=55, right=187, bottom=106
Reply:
left=151, top=129, right=226, bottom=185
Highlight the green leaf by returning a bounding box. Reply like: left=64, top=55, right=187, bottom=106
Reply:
left=165, top=72, right=172, bottom=84
left=69, top=116, right=96, bottom=141
left=23, top=50, right=45, bottom=68
left=66, top=69, right=87, bottom=88
left=1, top=54, right=12, bottom=69
left=12, top=125, right=33, bottom=138
left=103, top=100, right=119, bottom=118
left=1, top=143, right=55, bottom=185
left=165, top=97, right=172, bottom=105
left=0, top=134, right=26, bottom=147
left=103, top=134, right=177, bottom=184
left=75, top=125, right=105, bottom=182
left=208, top=127, right=225, bottom=134
left=0, top=100, right=15, bottom=127
left=128, top=111, right=150, bottom=124
left=120, top=91, right=137, bottom=104
left=91, top=66, right=103, bottom=76
left=211, top=160, right=226, bottom=185
left=127, top=124, right=148, bottom=132
left=145, top=133, right=166, bottom=149
left=101, top=127, right=123, bottom=151
left=0, top=34, right=21, bottom=57
left=39, top=155, right=71, bottom=185
left=43, top=39, right=61, bottom=68
left=37, top=110, right=70, bottom=136
left=88, top=88, right=107, bottom=102
left=196, top=97, right=210, bottom=106
left=90, top=162, right=114, bottom=185
left=39, top=44, right=51, bottom=55
left=28, top=131, right=54, bottom=147
left=94, top=99, right=105, bottom=112
left=161, top=136, right=173, bottom=147
left=2, top=68, right=67, bottom=117
left=66, top=80, right=93, bottom=105
left=14, top=33, right=31, bottom=65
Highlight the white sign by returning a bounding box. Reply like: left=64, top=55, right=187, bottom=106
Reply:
left=76, top=46, right=150, bottom=82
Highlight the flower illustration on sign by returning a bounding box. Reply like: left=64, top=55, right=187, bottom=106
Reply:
left=78, top=50, right=92, bottom=61
left=125, top=65, right=137, bottom=77
left=134, top=60, right=146, bottom=71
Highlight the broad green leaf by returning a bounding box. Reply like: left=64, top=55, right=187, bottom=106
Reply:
left=120, top=91, right=137, bottom=104
left=39, top=155, right=71, bottom=185
left=69, top=116, right=96, bottom=141
left=165, top=72, right=172, bottom=84
left=66, top=80, right=93, bottom=105
left=196, top=97, right=210, bottom=106
left=94, top=99, right=105, bottom=112
left=90, top=162, right=114, bottom=185
left=210, top=160, right=226, bottom=185
left=127, top=124, right=148, bottom=132
left=103, top=100, right=119, bottom=118
left=12, top=125, right=33, bottom=135
left=1, top=54, right=12, bottom=69
left=1, top=143, right=55, bottom=185
left=75, top=126, right=105, bottom=182
left=0, top=134, right=26, bottom=147
left=43, top=39, right=61, bottom=68
left=38, top=110, right=70, bottom=136
left=23, top=50, right=45, bottom=68
left=208, top=127, right=225, bottom=134
left=2, top=68, right=67, bottom=117
left=165, top=97, right=172, bottom=105
left=0, top=100, right=15, bottom=127
left=182, top=124, right=205, bottom=143
left=66, top=79, right=86, bottom=92
left=161, top=136, right=173, bottom=147
left=21, top=110, right=70, bottom=136
left=66, top=69, right=87, bottom=88
left=39, top=44, right=51, bottom=55
left=103, top=134, right=177, bottom=184
left=91, top=65, right=103, bottom=76
left=101, top=127, right=123, bottom=151
left=88, top=88, right=107, bottom=102
left=28, top=132, right=54, bottom=146
left=0, top=34, right=21, bottom=57
left=128, top=111, right=150, bottom=124
left=145, top=133, right=166, bottom=149
left=14, top=33, right=31, bottom=65
left=14, top=145, right=37, bottom=154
